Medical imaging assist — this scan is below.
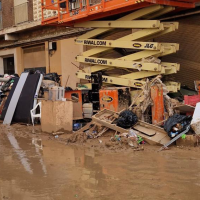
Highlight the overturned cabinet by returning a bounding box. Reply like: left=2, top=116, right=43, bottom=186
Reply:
left=41, top=100, right=73, bottom=133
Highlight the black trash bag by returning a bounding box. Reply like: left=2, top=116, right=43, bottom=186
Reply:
left=117, top=110, right=138, bottom=129
left=164, top=114, right=192, bottom=137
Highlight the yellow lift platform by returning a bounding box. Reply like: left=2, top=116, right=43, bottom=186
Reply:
left=74, top=5, right=181, bottom=92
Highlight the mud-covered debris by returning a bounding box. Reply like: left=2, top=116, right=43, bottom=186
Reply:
left=67, top=132, right=87, bottom=144
left=52, top=132, right=64, bottom=136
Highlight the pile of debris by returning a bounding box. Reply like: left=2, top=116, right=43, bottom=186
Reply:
left=69, top=75, right=200, bottom=151
left=0, top=70, right=199, bottom=152
left=0, top=71, right=62, bottom=125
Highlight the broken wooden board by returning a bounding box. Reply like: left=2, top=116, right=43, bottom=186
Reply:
left=134, top=121, right=170, bottom=145
left=92, top=109, right=170, bottom=145
left=174, top=104, right=195, bottom=113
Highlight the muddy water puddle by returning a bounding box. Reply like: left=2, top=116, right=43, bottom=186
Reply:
left=0, top=127, right=200, bottom=200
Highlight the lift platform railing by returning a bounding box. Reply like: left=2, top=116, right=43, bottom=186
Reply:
left=42, top=0, right=105, bottom=25
left=41, top=0, right=198, bottom=26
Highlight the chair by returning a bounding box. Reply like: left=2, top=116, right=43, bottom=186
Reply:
left=30, top=102, right=41, bottom=126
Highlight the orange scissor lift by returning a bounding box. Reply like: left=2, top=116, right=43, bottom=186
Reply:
left=41, top=0, right=199, bottom=26
left=41, top=0, right=199, bottom=124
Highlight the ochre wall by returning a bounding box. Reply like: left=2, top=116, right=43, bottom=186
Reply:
left=48, top=41, right=62, bottom=77
left=23, top=45, right=46, bottom=69
left=15, top=47, right=24, bottom=75
left=0, top=38, right=83, bottom=87
left=60, top=37, right=83, bottom=89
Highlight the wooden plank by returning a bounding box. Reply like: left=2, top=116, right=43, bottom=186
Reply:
left=138, top=120, right=167, bottom=134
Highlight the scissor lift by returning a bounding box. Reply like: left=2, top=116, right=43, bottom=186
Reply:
left=74, top=5, right=181, bottom=91
left=41, top=0, right=199, bottom=91
left=41, top=0, right=198, bottom=26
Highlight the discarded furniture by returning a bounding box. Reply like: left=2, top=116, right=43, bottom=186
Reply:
left=13, top=73, right=42, bottom=124
left=99, top=87, right=130, bottom=112
left=41, top=100, right=73, bottom=133
left=1, top=73, right=43, bottom=124
left=92, top=109, right=170, bottom=145
left=65, top=90, right=83, bottom=120
left=30, top=102, right=42, bottom=126
left=133, top=121, right=170, bottom=145
left=3, top=72, right=29, bottom=125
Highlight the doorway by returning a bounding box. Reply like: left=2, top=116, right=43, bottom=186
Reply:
left=3, top=57, right=15, bottom=74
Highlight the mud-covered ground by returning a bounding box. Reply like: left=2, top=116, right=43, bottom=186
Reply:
left=1, top=124, right=200, bottom=200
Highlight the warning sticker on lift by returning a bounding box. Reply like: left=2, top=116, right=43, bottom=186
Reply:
left=133, top=43, right=142, bottom=48
left=134, top=82, right=144, bottom=87
left=102, top=96, right=113, bottom=103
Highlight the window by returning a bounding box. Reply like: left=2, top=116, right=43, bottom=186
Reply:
left=3, top=57, right=15, bottom=75
left=14, top=0, right=28, bottom=24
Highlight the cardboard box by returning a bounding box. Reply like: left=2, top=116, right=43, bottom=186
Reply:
left=41, top=100, right=73, bottom=133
